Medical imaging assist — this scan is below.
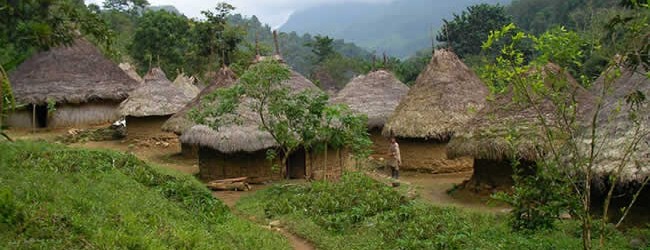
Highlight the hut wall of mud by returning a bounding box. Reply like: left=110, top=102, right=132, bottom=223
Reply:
left=197, top=146, right=348, bottom=183
left=370, top=128, right=390, bottom=158
left=7, top=101, right=120, bottom=128
left=180, top=143, right=199, bottom=158
left=125, top=115, right=174, bottom=138
left=398, top=138, right=472, bottom=173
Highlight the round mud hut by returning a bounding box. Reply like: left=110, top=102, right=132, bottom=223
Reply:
left=117, top=67, right=194, bottom=138
left=382, top=49, right=488, bottom=173
left=180, top=60, right=351, bottom=182
left=162, top=66, right=237, bottom=157
left=447, top=63, right=594, bottom=193
left=331, top=69, right=409, bottom=158
left=119, top=62, right=143, bottom=84
left=6, top=39, right=139, bottom=129
left=172, top=73, right=201, bottom=98
left=587, top=66, right=649, bottom=208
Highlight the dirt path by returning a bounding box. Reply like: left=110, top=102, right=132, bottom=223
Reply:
left=369, top=169, right=508, bottom=213
left=212, top=188, right=315, bottom=250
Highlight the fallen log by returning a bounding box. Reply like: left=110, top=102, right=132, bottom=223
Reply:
left=209, top=177, right=248, bottom=184
left=207, top=181, right=251, bottom=191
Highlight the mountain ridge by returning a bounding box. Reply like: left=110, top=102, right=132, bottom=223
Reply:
left=280, top=0, right=511, bottom=58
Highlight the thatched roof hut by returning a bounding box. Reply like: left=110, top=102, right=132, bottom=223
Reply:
left=588, top=67, right=649, bottom=182
left=173, top=73, right=200, bottom=98
left=382, top=49, right=488, bottom=141
left=162, top=66, right=237, bottom=135
left=119, top=62, right=143, bottom=84
left=180, top=65, right=318, bottom=153
left=331, top=70, right=409, bottom=128
left=9, top=39, right=139, bottom=105
left=117, top=67, right=193, bottom=117
left=447, top=63, right=594, bottom=162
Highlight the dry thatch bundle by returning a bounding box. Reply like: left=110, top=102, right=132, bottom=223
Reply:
left=119, top=62, right=143, bottom=84
left=117, top=67, right=194, bottom=117
left=162, top=67, right=237, bottom=134
left=331, top=70, right=409, bottom=128
left=447, top=63, right=594, bottom=162
left=180, top=65, right=318, bottom=153
left=382, top=49, right=488, bottom=141
left=588, top=67, right=649, bottom=182
left=173, top=73, right=200, bottom=98
left=9, top=39, right=139, bottom=105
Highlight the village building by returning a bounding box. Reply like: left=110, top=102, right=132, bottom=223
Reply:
left=118, top=62, right=143, bottom=84
left=180, top=59, right=351, bottom=182
left=586, top=66, right=649, bottom=206
left=172, top=72, right=201, bottom=97
left=447, top=63, right=594, bottom=192
left=117, top=67, right=195, bottom=138
left=162, top=66, right=237, bottom=157
left=382, top=49, right=487, bottom=173
left=331, top=69, right=409, bottom=157
left=6, top=39, right=139, bottom=129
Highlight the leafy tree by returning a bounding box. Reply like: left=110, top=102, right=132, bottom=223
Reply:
left=483, top=16, right=648, bottom=249
left=102, top=0, right=149, bottom=15
left=306, top=35, right=336, bottom=63
left=436, top=3, right=512, bottom=58
left=190, top=61, right=371, bottom=178
left=0, top=0, right=113, bottom=70
left=128, top=10, right=190, bottom=78
left=191, top=3, right=243, bottom=69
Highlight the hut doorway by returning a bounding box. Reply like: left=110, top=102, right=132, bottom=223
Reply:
left=287, top=148, right=306, bottom=179
left=32, top=104, right=48, bottom=128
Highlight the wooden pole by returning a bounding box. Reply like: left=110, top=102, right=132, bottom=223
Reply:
left=272, top=30, right=281, bottom=56
left=32, top=105, right=35, bottom=133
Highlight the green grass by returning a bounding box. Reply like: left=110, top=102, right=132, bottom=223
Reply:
left=0, top=141, right=290, bottom=249
left=237, top=172, right=644, bottom=250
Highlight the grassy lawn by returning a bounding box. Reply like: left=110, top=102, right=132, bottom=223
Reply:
left=237, top=172, right=647, bottom=250
left=0, top=141, right=290, bottom=249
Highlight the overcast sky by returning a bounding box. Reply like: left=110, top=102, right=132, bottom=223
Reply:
left=86, top=0, right=393, bottom=28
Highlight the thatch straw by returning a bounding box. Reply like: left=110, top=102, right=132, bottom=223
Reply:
left=382, top=49, right=488, bottom=141
left=117, top=67, right=194, bottom=117
left=331, top=70, right=409, bottom=128
left=180, top=64, right=318, bottom=153
left=447, top=63, right=594, bottom=162
left=587, top=67, right=649, bottom=182
left=173, top=73, right=200, bottom=98
left=119, top=63, right=143, bottom=84
left=162, top=67, right=237, bottom=134
left=9, top=39, right=139, bottom=105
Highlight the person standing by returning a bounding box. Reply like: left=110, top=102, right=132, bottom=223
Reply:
left=388, top=137, right=401, bottom=181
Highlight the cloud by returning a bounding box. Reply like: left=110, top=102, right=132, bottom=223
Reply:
left=86, top=0, right=392, bottom=28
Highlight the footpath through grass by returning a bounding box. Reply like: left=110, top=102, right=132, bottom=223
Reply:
left=0, top=141, right=290, bottom=249
left=237, top=172, right=648, bottom=250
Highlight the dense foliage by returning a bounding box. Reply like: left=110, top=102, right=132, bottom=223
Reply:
left=436, top=3, right=512, bottom=59
left=0, top=141, right=289, bottom=249
left=237, top=173, right=637, bottom=249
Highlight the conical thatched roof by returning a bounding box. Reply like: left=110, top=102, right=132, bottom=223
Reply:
left=173, top=73, right=200, bottom=98
left=180, top=64, right=318, bottom=153
left=117, top=68, right=194, bottom=117
left=382, top=49, right=488, bottom=140
left=9, top=39, right=139, bottom=105
left=162, top=67, right=237, bottom=134
left=588, top=67, right=649, bottom=181
left=447, top=63, right=594, bottom=161
left=331, top=70, right=409, bottom=128
left=119, top=62, right=143, bottom=84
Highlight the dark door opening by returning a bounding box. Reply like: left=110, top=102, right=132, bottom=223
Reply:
left=33, top=105, right=48, bottom=128
left=287, top=148, right=306, bottom=179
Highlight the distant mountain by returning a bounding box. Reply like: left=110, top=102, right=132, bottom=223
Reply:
left=280, top=0, right=511, bottom=58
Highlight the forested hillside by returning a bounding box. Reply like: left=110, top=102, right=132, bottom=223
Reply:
left=280, top=0, right=511, bottom=57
